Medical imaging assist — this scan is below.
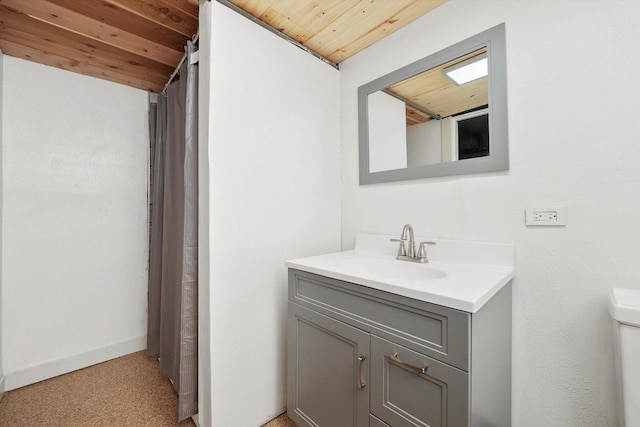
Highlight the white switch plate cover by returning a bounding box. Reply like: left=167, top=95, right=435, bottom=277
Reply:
left=525, top=206, right=567, bottom=226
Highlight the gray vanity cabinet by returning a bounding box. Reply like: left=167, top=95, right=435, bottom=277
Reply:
left=288, top=303, right=370, bottom=427
left=287, top=269, right=512, bottom=427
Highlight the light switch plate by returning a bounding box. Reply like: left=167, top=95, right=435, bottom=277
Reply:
left=525, top=207, right=567, bottom=226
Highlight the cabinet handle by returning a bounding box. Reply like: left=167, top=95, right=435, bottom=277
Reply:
left=357, top=355, right=366, bottom=390
left=390, top=352, right=428, bottom=374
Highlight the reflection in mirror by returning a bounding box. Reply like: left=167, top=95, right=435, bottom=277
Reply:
left=368, top=48, right=489, bottom=172
left=359, top=24, right=507, bottom=184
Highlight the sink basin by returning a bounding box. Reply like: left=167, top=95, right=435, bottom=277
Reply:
left=335, top=256, right=446, bottom=281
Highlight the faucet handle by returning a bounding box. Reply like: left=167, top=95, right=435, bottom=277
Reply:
left=417, top=241, right=436, bottom=259
left=390, top=238, right=407, bottom=256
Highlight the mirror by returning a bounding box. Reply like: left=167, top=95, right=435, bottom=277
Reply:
left=358, top=24, right=508, bottom=184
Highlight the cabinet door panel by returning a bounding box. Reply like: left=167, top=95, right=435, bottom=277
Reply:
left=288, top=303, right=370, bottom=427
left=370, top=414, right=392, bottom=427
left=371, top=335, right=469, bottom=427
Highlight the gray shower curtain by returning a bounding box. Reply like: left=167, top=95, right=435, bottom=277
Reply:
left=148, top=41, right=198, bottom=421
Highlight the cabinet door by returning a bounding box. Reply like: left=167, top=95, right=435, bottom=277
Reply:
left=371, top=335, right=469, bottom=427
left=370, top=414, right=392, bottom=427
left=288, top=303, right=370, bottom=427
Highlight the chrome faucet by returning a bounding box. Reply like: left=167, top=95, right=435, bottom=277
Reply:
left=390, top=224, right=436, bottom=263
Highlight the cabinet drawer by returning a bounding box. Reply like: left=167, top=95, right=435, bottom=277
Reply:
left=370, top=335, right=469, bottom=427
left=289, top=269, right=470, bottom=370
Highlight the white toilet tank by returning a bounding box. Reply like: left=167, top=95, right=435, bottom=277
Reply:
left=610, top=287, right=640, bottom=427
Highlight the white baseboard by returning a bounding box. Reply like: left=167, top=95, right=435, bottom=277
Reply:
left=0, top=375, right=6, bottom=401
left=4, top=335, right=146, bottom=391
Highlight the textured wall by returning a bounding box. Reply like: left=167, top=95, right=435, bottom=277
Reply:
left=200, top=2, right=342, bottom=426
left=2, top=57, right=149, bottom=389
left=340, top=1, right=640, bottom=425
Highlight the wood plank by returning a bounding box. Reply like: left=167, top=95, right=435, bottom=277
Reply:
left=388, top=49, right=488, bottom=117
left=306, top=0, right=447, bottom=63
left=229, top=0, right=446, bottom=63
left=229, top=1, right=363, bottom=45
left=406, top=106, right=431, bottom=126
left=227, top=0, right=272, bottom=22
left=47, top=0, right=189, bottom=52
left=159, top=0, right=198, bottom=18
left=106, top=0, right=198, bottom=38
left=0, top=5, right=171, bottom=86
left=258, top=6, right=314, bottom=43
left=0, top=0, right=183, bottom=66
left=0, top=39, right=164, bottom=92
left=266, top=1, right=361, bottom=40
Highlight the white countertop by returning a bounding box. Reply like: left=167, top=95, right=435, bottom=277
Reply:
left=286, top=233, right=515, bottom=313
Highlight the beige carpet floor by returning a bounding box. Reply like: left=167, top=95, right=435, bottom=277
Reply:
left=0, top=351, right=296, bottom=427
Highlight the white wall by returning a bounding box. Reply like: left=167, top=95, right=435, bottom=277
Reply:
left=407, top=119, right=442, bottom=167
left=340, top=1, right=640, bottom=425
left=368, top=91, right=407, bottom=172
left=1, top=57, right=149, bottom=390
left=0, top=49, right=4, bottom=399
left=199, top=2, right=342, bottom=426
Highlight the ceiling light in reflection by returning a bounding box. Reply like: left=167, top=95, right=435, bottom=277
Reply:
left=444, top=53, right=488, bottom=85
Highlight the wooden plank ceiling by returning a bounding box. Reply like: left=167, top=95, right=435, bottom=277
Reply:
left=388, top=48, right=489, bottom=126
left=0, top=0, right=199, bottom=92
left=227, top=0, right=447, bottom=64
left=0, top=0, right=447, bottom=93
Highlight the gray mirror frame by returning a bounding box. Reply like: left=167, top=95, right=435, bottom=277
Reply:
left=358, top=23, right=508, bottom=185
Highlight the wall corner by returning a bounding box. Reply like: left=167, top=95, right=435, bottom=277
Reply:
left=0, top=47, right=5, bottom=394
left=197, top=2, right=212, bottom=427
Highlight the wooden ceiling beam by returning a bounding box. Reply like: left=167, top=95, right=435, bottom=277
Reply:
left=0, top=5, right=171, bottom=86
left=46, top=0, right=189, bottom=52
left=0, top=39, right=164, bottom=92
left=0, top=0, right=183, bottom=67
left=406, top=106, right=431, bottom=126
left=105, top=0, right=198, bottom=38
left=159, top=0, right=199, bottom=19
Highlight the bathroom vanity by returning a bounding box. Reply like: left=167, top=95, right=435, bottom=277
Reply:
left=286, top=234, right=514, bottom=427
